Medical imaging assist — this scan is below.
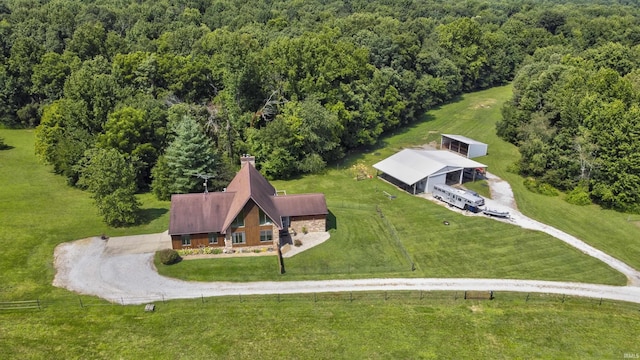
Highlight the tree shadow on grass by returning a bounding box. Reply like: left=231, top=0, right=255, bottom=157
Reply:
left=326, top=210, right=337, bottom=230
left=138, top=207, right=168, bottom=225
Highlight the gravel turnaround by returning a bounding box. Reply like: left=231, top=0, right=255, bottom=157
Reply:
left=53, top=237, right=640, bottom=305
left=53, top=173, right=640, bottom=305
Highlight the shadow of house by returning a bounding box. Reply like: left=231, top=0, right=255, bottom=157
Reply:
left=326, top=210, right=337, bottom=231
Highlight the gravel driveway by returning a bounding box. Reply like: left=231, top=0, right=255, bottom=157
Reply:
left=53, top=173, right=640, bottom=305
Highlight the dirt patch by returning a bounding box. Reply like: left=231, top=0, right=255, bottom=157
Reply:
left=470, top=98, right=497, bottom=110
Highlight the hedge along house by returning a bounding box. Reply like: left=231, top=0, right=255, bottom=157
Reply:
left=373, top=149, right=487, bottom=194
left=168, top=156, right=328, bottom=251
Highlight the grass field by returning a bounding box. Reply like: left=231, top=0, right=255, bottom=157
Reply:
left=2, top=84, right=640, bottom=358
left=1, top=292, right=639, bottom=359
left=155, top=84, right=626, bottom=285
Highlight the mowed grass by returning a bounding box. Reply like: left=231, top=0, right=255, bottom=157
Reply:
left=0, top=129, right=170, bottom=299
left=156, top=85, right=625, bottom=285
left=159, top=161, right=625, bottom=284
left=1, top=293, right=640, bottom=359
left=367, top=83, right=640, bottom=273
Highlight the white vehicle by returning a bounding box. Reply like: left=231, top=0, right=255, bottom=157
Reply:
left=432, top=183, right=484, bottom=212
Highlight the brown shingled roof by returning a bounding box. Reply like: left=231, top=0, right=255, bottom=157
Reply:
left=221, top=163, right=283, bottom=231
left=169, top=192, right=235, bottom=236
left=273, top=193, right=328, bottom=217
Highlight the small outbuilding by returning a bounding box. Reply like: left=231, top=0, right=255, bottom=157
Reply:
left=373, top=149, right=487, bottom=194
left=441, top=134, right=488, bottom=159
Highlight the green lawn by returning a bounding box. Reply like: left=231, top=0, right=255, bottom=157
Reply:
left=1, top=292, right=639, bottom=359
left=156, top=84, right=625, bottom=285
left=2, top=84, right=640, bottom=358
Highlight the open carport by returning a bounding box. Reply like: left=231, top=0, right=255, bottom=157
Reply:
left=373, top=149, right=487, bottom=194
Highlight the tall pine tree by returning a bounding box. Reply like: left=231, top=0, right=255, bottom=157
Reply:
left=151, top=115, right=222, bottom=200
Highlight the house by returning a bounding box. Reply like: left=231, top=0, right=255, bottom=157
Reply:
left=373, top=149, right=487, bottom=194
left=441, top=134, right=488, bottom=159
left=168, top=156, right=328, bottom=250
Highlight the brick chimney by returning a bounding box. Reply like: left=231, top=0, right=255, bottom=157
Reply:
left=240, top=154, right=255, bottom=167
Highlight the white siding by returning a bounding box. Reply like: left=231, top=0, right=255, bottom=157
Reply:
left=468, top=143, right=488, bottom=159
left=426, top=173, right=446, bottom=193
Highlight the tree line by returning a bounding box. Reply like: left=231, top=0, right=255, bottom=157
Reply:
left=498, top=43, right=640, bottom=213
left=2, top=0, right=639, bottom=224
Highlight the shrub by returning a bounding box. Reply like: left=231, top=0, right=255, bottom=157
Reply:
left=302, top=226, right=308, bottom=234
left=506, top=162, right=520, bottom=174
left=294, top=239, right=303, bottom=247
left=158, top=249, right=181, bottom=265
left=212, top=248, right=223, bottom=254
left=523, top=177, right=559, bottom=196
left=566, top=186, right=592, bottom=206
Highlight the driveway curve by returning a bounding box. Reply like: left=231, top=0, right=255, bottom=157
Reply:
left=53, top=237, right=640, bottom=305
left=52, top=173, right=640, bottom=305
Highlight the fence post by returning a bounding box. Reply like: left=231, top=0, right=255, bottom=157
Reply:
left=121, top=297, right=124, bottom=305
left=599, top=298, right=602, bottom=306
left=201, top=294, right=205, bottom=304
left=419, top=291, right=423, bottom=300
left=37, top=298, right=41, bottom=310
left=78, top=296, right=84, bottom=308
left=314, top=293, right=317, bottom=303
left=526, top=293, right=530, bottom=302
left=384, top=292, right=388, bottom=301
left=278, top=293, right=281, bottom=303
left=350, top=292, right=353, bottom=302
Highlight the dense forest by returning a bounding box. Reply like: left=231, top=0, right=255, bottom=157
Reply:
left=2, top=0, right=640, bottom=224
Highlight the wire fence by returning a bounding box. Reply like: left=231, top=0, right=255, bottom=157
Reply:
left=376, top=204, right=415, bottom=271
left=1, top=291, right=639, bottom=312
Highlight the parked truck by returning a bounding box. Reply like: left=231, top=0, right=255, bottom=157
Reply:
left=432, top=183, right=484, bottom=212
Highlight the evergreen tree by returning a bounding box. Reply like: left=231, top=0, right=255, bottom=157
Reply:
left=151, top=115, right=222, bottom=199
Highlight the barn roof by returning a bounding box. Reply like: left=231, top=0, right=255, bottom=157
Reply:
left=372, top=149, right=486, bottom=186
left=441, top=134, right=487, bottom=146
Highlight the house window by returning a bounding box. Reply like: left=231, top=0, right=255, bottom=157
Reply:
left=260, top=230, right=273, bottom=242
left=231, top=210, right=244, bottom=227
left=259, top=210, right=272, bottom=225
left=232, top=232, right=245, bottom=244
left=208, top=233, right=218, bottom=245
left=181, top=234, right=191, bottom=247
